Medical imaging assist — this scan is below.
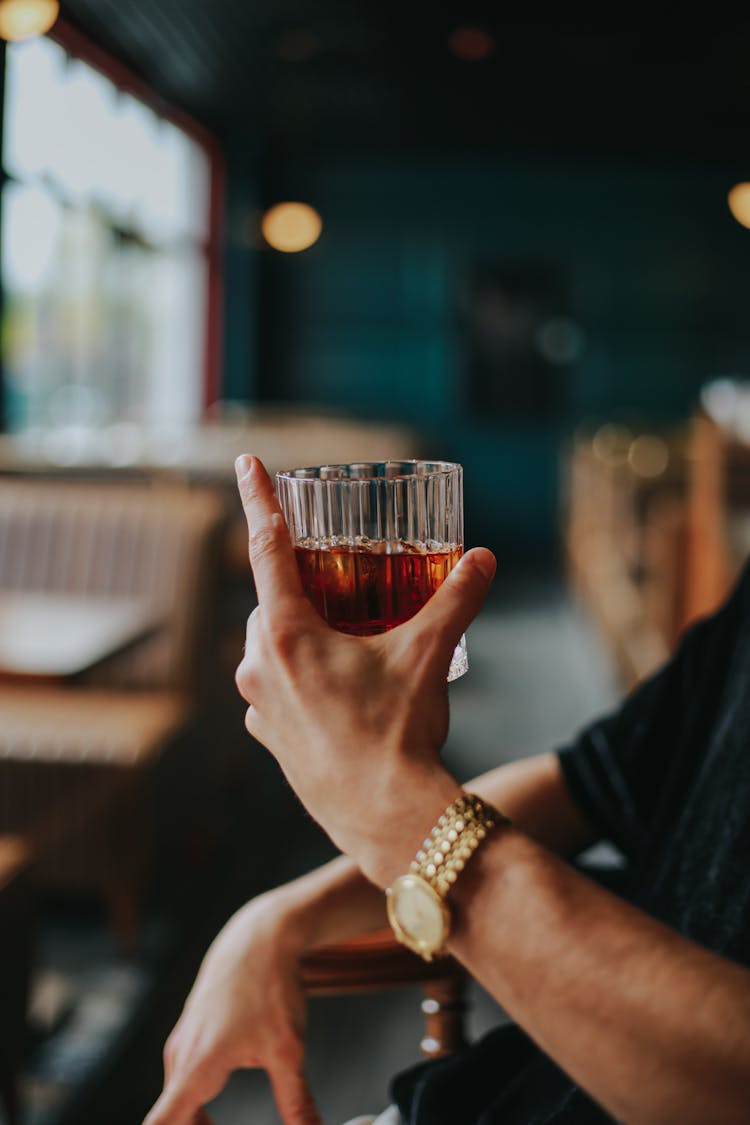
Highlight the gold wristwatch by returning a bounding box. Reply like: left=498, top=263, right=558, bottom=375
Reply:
left=386, top=792, right=508, bottom=962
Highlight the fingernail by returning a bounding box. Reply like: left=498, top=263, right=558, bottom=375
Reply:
left=235, top=455, right=253, bottom=480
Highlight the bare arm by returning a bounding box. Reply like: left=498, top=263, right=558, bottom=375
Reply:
left=245, top=764, right=750, bottom=1125
left=469, top=750, right=597, bottom=856
left=276, top=750, right=597, bottom=949
left=331, top=753, right=750, bottom=1125
left=444, top=828, right=750, bottom=1125
left=144, top=751, right=588, bottom=1125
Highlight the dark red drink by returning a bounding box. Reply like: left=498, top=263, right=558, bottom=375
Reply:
left=294, top=541, right=462, bottom=635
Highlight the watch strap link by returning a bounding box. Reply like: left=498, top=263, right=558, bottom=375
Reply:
left=410, top=792, right=508, bottom=900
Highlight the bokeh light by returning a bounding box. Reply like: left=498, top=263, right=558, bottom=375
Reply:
left=727, top=183, right=750, bottom=230
left=592, top=423, right=632, bottom=467
left=627, top=435, right=670, bottom=478
left=0, top=0, right=58, bottom=42
left=261, top=201, right=322, bottom=253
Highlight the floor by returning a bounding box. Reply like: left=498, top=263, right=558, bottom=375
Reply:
left=206, top=575, right=620, bottom=1125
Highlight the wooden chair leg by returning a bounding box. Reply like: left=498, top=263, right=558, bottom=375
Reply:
left=420, top=975, right=467, bottom=1058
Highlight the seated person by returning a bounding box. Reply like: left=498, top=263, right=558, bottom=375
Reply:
left=145, top=456, right=750, bottom=1125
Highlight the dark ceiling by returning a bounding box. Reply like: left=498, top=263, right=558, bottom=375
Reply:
left=58, top=2, right=750, bottom=163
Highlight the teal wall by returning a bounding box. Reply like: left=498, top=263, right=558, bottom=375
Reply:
left=224, top=153, right=750, bottom=558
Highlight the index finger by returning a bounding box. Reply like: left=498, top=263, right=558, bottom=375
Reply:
left=142, top=1083, right=213, bottom=1125
left=235, top=455, right=304, bottom=610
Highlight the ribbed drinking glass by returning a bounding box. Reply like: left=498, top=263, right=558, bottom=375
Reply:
left=276, top=460, right=467, bottom=681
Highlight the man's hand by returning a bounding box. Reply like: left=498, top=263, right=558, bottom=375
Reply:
left=144, top=453, right=495, bottom=1125
left=234, top=454, right=496, bottom=887
left=143, top=893, right=321, bottom=1125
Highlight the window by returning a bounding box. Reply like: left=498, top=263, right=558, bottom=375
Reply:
left=2, top=34, right=216, bottom=440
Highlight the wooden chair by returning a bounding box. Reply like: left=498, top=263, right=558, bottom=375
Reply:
left=300, top=929, right=467, bottom=1060
left=566, top=413, right=750, bottom=689
left=0, top=480, right=225, bottom=947
left=564, top=428, right=675, bottom=686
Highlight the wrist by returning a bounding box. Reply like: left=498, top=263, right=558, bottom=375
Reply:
left=446, top=823, right=520, bottom=952
left=386, top=790, right=509, bottom=961
left=355, top=765, right=463, bottom=890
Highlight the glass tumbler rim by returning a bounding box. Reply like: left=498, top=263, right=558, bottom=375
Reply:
left=276, top=459, right=461, bottom=483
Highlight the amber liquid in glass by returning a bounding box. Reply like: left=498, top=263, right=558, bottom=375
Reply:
left=294, top=541, right=462, bottom=635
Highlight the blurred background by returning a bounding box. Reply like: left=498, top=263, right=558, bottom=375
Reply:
left=1, top=4, right=750, bottom=1123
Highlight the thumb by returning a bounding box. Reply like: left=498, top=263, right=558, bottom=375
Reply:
left=269, top=1063, right=322, bottom=1125
left=410, top=547, right=496, bottom=671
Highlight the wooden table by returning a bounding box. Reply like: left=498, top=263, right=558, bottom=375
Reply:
left=0, top=593, right=162, bottom=683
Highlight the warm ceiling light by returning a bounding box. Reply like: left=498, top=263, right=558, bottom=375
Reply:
left=0, top=0, right=59, bottom=41
left=628, top=435, right=670, bottom=478
left=728, top=183, right=750, bottom=230
left=448, top=26, right=496, bottom=62
left=261, top=202, right=322, bottom=253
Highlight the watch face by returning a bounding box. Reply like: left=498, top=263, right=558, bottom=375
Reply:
left=387, top=875, right=450, bottom=959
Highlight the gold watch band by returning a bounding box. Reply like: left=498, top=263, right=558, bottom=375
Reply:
left=409, top=792, right=509, bottom=899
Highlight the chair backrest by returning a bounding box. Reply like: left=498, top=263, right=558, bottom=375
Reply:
left=0, top=480, right=225, bottom=691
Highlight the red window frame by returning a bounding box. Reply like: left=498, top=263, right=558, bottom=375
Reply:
left=48, top=16, right=225, bottom=412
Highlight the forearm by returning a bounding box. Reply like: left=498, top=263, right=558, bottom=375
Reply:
left=450, top=829, right=750, bottom=1125
left=468, top=751, right=598, bottom=856
left=268, top=752, right=595, bottom=951
left=268, top=854, right=386, bottom=950
left=218, top=749, right=593, bottom=969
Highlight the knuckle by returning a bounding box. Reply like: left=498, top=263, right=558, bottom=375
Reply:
left=234, top=657, right=256, bottom=698
left=244, top=704, right=258, bottom=736
left=163, top=1030, right=178, bottom=1066
left=269, top=1026, right=304, bottom=1064
left=249, top=518, right=284, bottom=565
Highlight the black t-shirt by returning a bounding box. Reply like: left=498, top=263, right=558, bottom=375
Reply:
left=392, top=561, right=750, bottom=1123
